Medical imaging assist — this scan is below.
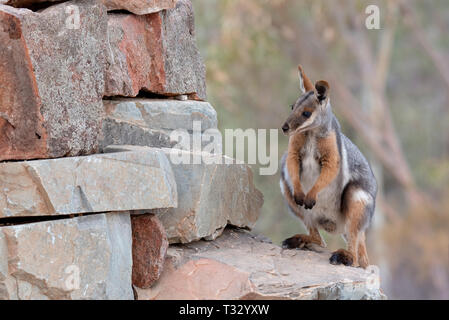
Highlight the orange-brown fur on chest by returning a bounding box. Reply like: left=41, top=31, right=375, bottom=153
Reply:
left=286, top=131, right=341, bottom=208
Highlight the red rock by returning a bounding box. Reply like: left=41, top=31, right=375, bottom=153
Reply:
left=105, top=13, right=165, bottom=97
left=0, top=2, right=107, bottom=161
left=0, top=7, right=47, bottom=161
left=136, top=258, right=251, bottom=300
left=131, top=213, right=169, bottom=289
left=104, top=0, right=206, bottom=100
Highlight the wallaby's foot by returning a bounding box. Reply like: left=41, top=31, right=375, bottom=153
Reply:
left=358, top=256, right=369, bottom=269
left=282, top=234, right=316, bottom=250
left=329, top=249, right=354, bottom=266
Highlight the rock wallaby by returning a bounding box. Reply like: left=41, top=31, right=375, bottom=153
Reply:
left=280, top=65, right=377, bottom=268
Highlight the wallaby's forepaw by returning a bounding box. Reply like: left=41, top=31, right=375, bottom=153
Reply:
left=304, top=193, right=316, bottom=210
left=282, top=234, right=313, bottom=250
left=329, top=249, right=354, bottom=266
left=293, top=191, right=305, bottom=206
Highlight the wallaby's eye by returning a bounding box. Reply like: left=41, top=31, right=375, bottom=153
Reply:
left=302, top=111, right=312, bottom=118
left=290, top=104, right=294, bottom=110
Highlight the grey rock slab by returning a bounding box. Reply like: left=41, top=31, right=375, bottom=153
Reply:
left=103, top=146, right=264, bottom=244
left=0, top=149, right=177, bottom=218
left=99, top=99, right=221, bottom=152
left=104, top=99, right=217, bottom=131
left=0, top=212, right=133, bottom=300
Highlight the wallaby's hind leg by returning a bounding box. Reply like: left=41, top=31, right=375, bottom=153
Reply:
left=282, top=227, right=324, bottom=250
left=357, top=231, right=370, bottom=268
left=330, top=187, right=371, bottom=268
left=280, top=178, right=325, bottom=250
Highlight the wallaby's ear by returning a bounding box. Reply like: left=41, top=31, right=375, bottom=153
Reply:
left=315, top=80, right=330, bottom=103
left=298, top=65, right=314, bottom=94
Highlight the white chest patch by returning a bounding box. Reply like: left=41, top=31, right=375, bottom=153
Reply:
left=298, top=135, right=344, bottom=233
left=300, top=137, right=320, bottom=193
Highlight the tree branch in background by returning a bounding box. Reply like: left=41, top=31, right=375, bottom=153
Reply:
left=400, top=0, right=449, bottom=94
left=324, top=0, right=422, bottom=206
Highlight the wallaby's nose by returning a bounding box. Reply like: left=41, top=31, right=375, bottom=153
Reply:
left=282, top=123, right=289, bottom=133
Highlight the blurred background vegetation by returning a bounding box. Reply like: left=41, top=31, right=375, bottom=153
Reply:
left=192, top=0, right=449, bottom=299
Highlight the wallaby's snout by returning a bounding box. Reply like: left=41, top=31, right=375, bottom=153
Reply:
left=283, top=66, right=331, bottom=136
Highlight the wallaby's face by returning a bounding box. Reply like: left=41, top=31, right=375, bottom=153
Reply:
left=282, top=66, right=330, bottom=136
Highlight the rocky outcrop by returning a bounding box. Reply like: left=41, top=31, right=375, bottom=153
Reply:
left=0, top=149, right=177, bottom=218
left=0, top=1, right=106, bottom=161
left=104, top=0, right=206, bottom=100
left=100, top=99, right=219, bottom=151
left=0, top=213, right=133, bottom=300
left=131, top=214, right=168, bottom=289
left=0, top=0, right=383, bottom=301
left=135, top=229, right=386, bottom=300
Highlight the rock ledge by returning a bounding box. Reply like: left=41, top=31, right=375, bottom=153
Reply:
left=135, top=228, right=386, bottom=300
